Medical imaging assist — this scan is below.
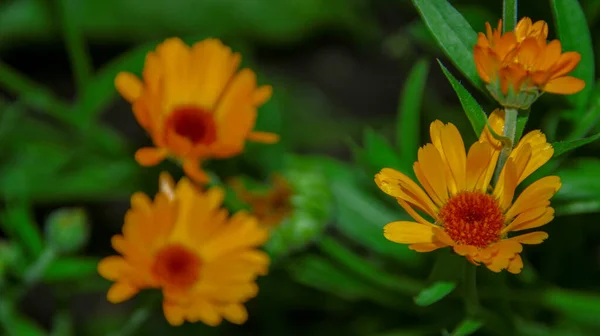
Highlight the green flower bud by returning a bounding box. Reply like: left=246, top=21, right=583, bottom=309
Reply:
left=45, top=208, right=90, bottom=254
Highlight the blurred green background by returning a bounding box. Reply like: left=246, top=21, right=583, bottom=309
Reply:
left=1, top=0, right=600, bottom=335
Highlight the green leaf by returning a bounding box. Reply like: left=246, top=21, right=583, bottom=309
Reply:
left=551, top=0, right=595, bottom=108
left=364, top=128, right=405, bottom=174
left=50, top=310, right=74, bottom=336
left=0, top=300, right=46, bottom=336
left=411, top=0, right=483, bottom=91
left=451, top=318, right=484, bottom=336
left=555, top=199, right=600, bottom=216
left=43, top=257, right=99, bottom=283
left=552, top=132, right=600, bottom=157
left=397, top=59, right=429, bottom=163
left=515, top=111, right=530, bottom=143
left=413, top=281, right=456, bottom=306
left=0, top=203, right=43, bottom=261
left=542, top=288, right=600, bottom=327
left=555, top=158, right=600, bottom=201
left=438, top=60, right=487, bottom=137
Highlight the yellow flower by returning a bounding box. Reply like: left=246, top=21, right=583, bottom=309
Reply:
left=115, top=37, right=279, bottom=183
left=374, top=109, right=561, bottom=274
left=97, top=173, right=270, bottom=326
left=474, top=18, right=585, bottom=109
left=228, top=174, right=294, bottom=229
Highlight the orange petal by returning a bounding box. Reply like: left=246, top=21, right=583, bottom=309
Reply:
left=253, top=85, right=273, bottom=105
left=115, top=72, right=143, bottom=103
left=550, top=52, right=582, bottom=79
left=507, top=231, right=549, bottom=244
left=507, top=254, right=523, bottom=274
left=182, top=159, right=210, bottom=184
left=544, top=76, right=586, bottom=94
left=135, top=147, right=168, bottom=166
left=106, top=282, right=139, bottom=303
left=374, top=168, right=439, bottom=219
left=247, top=131, right=280, bottom=143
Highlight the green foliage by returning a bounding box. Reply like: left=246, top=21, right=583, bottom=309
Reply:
left=414, top=281, right=457, bottom=306
left=551, top=0, right=595, bottom=109
left=412, top=0, right=483, bottom=92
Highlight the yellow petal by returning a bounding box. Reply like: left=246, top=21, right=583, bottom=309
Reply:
left=163, top=301, right=186, bottom=326
left=510, top=131, right=554, bottom=184
left=383, top=221, right=436, bottom=245
left=97, top=256, right=127, bottom=280
left=507, top=231, right=549, bottom=244
left=503, top=207, right=554, bottom=233
left=493, top=159, right=518, bottom=211
left=507, top=254, right=523, bottom=274
left=465, top=141, right=495, bottom=192
left=115, top=72, right=143, bottom=103
left=440, top=123, right=467, bottom=193
left=182, top=159, right=210, bottom=184
left=106, top=282, right=139, bottom=303
left=374, top=168, right=438, bottom=218
left=505, top=175, right=561, bottom=220
left=134, top=147, right=168, bottom=166
left=416, top=144, right=449, bottom=204
left=221, top=303, right=249, bottom=325
left=397, top=199, right=435, bottom=226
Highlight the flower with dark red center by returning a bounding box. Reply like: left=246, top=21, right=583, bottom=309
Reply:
left=374, top=109, right=561, bottom=274
left=97, top=173, right=270, bottom=326
left=114, top=38, right=279, bottom=183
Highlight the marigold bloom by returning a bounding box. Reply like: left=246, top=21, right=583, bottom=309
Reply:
left=474, top=18, right=584, bottom=109
left=375, top=109, right=561, bottom=274
left=97, top=173, right=270, bottom=326
left=115, top=38, right=279, bottom=183
left=229, top=174, right=294, bottom=229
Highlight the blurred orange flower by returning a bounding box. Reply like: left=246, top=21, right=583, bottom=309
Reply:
left=98, top=173, right=270, bottom=326
left=115, top=38, right=278, bottom=183
left=375, top=109, right=561, bottom=274
left=474, top=18, right=584, bottom=108
left=229, top=174, right=294, bottom=229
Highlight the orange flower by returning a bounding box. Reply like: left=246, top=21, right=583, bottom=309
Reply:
left=97, top=173, right=270, bottom=326
left=374, top=109, right=561, bottom=274
left=115, top=38, right=279, bottom=183
left=474, top=18, right=584, bottom=109
left=229, top=174, right=294, bottom=229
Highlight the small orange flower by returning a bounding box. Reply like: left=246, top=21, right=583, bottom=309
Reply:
left=474, top=18, right=585, bottom=109
left=115, top=38, right=279, bottom=183
left=375, top=109, right=561, bottom=274
left=229, top=174, right=294, bottom=229
left=97, top=173, right=270, bottom=326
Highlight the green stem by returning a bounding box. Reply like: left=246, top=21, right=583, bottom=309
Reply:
left=0, top=61, right=76, bottom=126
left=23, top=247, right=57, bottom=286
left=55, top=0, right=93, bottom=93
left=502, top=0, right=518, bottom=33
left=463, top=262, right=480, bottom=317
left=493, top=108, right=518, bottom=184
left=106, top=296, right=157, bottom=336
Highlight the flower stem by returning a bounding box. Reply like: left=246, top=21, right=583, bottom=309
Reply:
left=493, top=108, right=518, bottom=184
left=502, top=0, right=518, bottom=33
left=106, top=295, right=158, bottom=336
left=463, top=262, right=480, bottom=317
left=23, top=247, right=57, bottom=286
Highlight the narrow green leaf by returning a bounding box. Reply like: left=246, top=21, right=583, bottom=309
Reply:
left=43, top=257, right=100, bottom=282
left=551, top=131, right=600, bottom=157
left=452, top=318, right=484, bottom=336
left=397, top=59, right=429, bottom=162
left=555, top=158, right=600, bottom=201
left=551, top=0, right=595, bottom=108
left=438, top=60, right=487, bottom=137
left=515, top=112, right=530, bottom=143
left=543, top=288, right=600, bottom=327
left=0, top=203, right=43, bottom=260
left=412, top=0, right=483, bottom=91
left=364, top=128, right=405, bottom=173
left=414, top=281, right=457, bottom=306
left=555, top=200, right=600, bottom=216
left=502, top=0, right=517, bottom=33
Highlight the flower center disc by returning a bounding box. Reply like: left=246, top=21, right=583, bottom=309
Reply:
left=438, top=191, right=504, bottom=249
left=166, top=106, right=217, bottom=145
left=152, top=244, right=201, bottom=289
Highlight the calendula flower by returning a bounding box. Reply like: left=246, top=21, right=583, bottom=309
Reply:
left=474, top=18, right=585, bottom=109
left=97, top=173, right=270, bottom=326
left=115, top=37, right=279, bottom=183
left=375, top=109, right=561, bottom=274
left=229, top=174, right=294, bottom=229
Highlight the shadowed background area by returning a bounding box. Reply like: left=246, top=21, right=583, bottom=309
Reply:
left=1, top=0, right=600, bottom=335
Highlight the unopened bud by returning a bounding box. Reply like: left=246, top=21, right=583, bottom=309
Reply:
left=45, top=208, right=90, bottom=254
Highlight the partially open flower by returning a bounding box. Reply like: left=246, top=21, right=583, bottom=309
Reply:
left=229, top=174, right=294, bottom=229
left=474, top=18, right=585, bottom=109
left=115, top=38, right=279, bottom=183
left=375, top=109, right=561, bottom=274
left=98, top=173, right=270, bottom=326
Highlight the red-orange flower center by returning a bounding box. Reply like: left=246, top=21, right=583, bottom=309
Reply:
left=152, top=244, right=201, bottom=290
left=166, top=106, right=217, bottom=145
left=438, top=191, right=504, bottom=249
